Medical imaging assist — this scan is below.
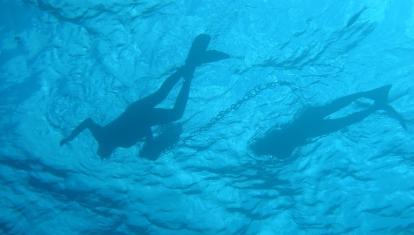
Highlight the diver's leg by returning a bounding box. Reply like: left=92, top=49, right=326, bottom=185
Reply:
left=139, top=68, right=184, bottom=108
left=319, top=107, right=375, bottom=134
left=314, top=92, right=367, bottom=118
left=60, top=118, right=102, bottom=145
left=171, top=77, right=192, bottom=120
left=317, top=85, right=391, bottom=118
left=151, top=77, right=192, bottom=124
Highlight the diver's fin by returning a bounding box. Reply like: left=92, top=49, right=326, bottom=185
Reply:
left=369, top=85, right=392, bottom=105
left=381, top=105, right=408, bottom=130
left=201, top=50, right=230, bottom=64
left=185, top=34, right=230, bottom=67
left=367, top=85, right=407, bottom=130
left=185, top=34, right=211, bottom=66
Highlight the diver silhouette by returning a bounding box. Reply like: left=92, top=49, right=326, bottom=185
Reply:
left=60, top=34, right=229, bottom=158
left=250, top=85, right=406, bottom=158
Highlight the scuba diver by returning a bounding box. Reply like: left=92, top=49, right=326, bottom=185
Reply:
left=60, top=34, right=229, bottom=158
left=250, top=85, right=407, bottom=158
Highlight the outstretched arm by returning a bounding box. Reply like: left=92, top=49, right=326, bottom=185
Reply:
left=60, top=118, right=102, bottom=146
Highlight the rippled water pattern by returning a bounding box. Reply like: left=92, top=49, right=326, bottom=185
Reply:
left=1, top=0, right=414, bottom=234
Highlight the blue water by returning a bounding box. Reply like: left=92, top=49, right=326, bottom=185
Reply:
left=1, top=0, right=414, bottom=234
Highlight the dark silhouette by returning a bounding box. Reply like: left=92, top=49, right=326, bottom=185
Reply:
left=60, top=34, right=229, bottom=158
left=250, top=85, right=406, bottom=158
left=139, top=123, right=183, bottom=160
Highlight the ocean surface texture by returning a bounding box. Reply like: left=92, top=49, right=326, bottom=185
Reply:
left=1, top=0, right=414, bottom=234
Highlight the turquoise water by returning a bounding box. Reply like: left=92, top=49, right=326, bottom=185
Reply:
left=1, top=0, right=414, bottom=234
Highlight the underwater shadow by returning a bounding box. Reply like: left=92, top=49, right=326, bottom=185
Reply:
left=60, top=34, right=229, bottom=159
left=250, top=85, right=406, bottom=159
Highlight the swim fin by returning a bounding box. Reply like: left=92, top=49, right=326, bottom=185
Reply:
left=367, top=85, right=407, bottom=130
left=185, top=34, right=211, bottom=67
left=382, top=105, right=408, bottom=130
left=368, top=85, right=392, bottom=105
left=185, top=34, right=230, bottom=67
left=201, top=50, right=230, bottom=64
